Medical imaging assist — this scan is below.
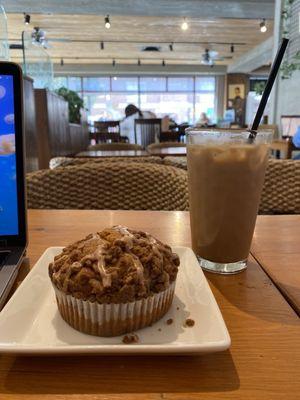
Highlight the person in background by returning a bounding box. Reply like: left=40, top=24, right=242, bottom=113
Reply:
left=292, top=126, right=300, bottom=159
left=196, top=112, right=210, bottom=127
left=120, top=104, right=156, bottom=143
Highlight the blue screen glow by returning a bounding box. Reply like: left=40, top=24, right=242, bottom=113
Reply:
left=0, top=75, right=18, bottom=236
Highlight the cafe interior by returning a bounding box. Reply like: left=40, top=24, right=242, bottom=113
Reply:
left=0, top=0, right=299, bottom=398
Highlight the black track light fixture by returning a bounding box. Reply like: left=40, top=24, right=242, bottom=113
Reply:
left=60, top=58, right=64, bottom=66
left=105, top=15, right=111, bottom=29
left=138, top=59, right=141, bottom=66
left=230, top=44, right=234, bottom=53
left=169, top=43, right=174, bottom=51
left=162, top=59, right=166, bottom=67
left=100, top=41, right=104, bottom=50
left=24, top=13, right=31, bottom=25
left=112, top=59, right=116, bottom=67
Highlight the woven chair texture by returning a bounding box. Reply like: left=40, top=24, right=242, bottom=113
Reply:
left=163, top=157, right=187, bottom=170
left=162, top=158, right=300, bottom=214
left=259, top=159, right=300, bottom=214
left=87, top=143, right=143, bottom=151
left=50, top=156, right=162, bottom=169
left=27, top=162, right=188, bottom=211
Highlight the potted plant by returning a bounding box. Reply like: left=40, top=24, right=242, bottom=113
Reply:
left=55, top=87, right=84, bottom=124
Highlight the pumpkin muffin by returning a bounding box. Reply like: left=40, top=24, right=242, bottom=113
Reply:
left=49, top=226, right=179, bottom=337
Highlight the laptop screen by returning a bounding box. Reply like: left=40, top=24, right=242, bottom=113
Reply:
left=0, top=74, right=18, bottom=236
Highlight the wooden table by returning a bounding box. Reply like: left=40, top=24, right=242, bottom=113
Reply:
left=147, top=146, right=187, bottom=158
left=251, top=215, right=300, bottom=316
left=2, top=211, right=300, bottom=400
left=76, top=150, right=149, bottom=158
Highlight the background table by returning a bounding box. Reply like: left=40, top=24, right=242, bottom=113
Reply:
left=2, top=210, right=300, bottom=400
left=76, top=150, right=149, bottom=158
left=251, top=214, right=300, bottom=315
left=147, top=147, right=187, bottom=158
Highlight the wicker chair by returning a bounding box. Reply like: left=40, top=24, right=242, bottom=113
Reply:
left=163, top=156, right=187, bottom=170
left=50, top=156, right=163, bottom=169
left=87, top=143, right=143, bottom=151
left=27, top=162, right=188, bottom=211
left=259, top=159, right=300, bottom=214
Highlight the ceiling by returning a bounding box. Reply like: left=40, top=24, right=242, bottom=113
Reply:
left=6, top=12, right=274, bottom=67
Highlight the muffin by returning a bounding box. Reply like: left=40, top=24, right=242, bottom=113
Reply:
left=49, top=226, right=180, bottom=337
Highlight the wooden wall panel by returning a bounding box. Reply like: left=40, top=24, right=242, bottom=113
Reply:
left=35, top=89, right=69, bottom=169
left=23, top=76, right=38, bottom=172
left=34, top=89, right=89, bottom=168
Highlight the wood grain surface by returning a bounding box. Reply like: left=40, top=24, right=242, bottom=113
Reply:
left=251, top=215, right=300, bottom=315
left=7, top=14, right=274, bottom=66
left=1, top=210, right=299, bottom=400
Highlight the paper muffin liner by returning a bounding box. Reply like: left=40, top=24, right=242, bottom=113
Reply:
left=53, top=281, right=176, bottom=337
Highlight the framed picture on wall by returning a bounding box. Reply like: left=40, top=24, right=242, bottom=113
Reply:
left=228, top=84, right=245, bottom=100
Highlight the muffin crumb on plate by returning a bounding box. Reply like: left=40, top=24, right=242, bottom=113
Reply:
left=122, top=333, right=139, bottom=344
left=185, top=318, right=195, bottom=327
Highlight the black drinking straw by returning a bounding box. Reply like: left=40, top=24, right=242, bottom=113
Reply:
left=248, top=38, right=289, bottom=142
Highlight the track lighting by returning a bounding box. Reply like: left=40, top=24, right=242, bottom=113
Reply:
left=260, top=19, right=267, bottom=33
left=60, top=58, right=64, bottom=66
left=138, top=59, right=141, bottom=66
left=181, top=17, right=188, bottom=31
left=112, top=59, right=116, bottom=66
left=230, top=44, right=234, bottom=53
left=169, top=43, right=174, bottom=51
left=162, top=60, right=166, bottom=67
left=24, top=13, right=30, bottom=25
left=105, top=15, right=111, bottom=29
left=100, top=41, right=104, bottom=50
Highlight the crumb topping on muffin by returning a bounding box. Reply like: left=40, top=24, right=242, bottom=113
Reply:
left=49, top=226, right=179, bottom=304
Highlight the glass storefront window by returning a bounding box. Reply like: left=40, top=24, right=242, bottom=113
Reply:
left=195, top=93, right=215, bottom=122
left=195, top=77, right=215, bottom=92
left=111, top=77, right=138, bottom=91
left=168, top=77, right=194, bottom=92
left=68, top=77, right=82, bottom=92
left=83, top=77, right=110, bottom=92
left=140, top=93, right=194, bottom=124
left=58, top=75, right=218, bottom=125
left=84, top=93, right=139, bottom=123
left=139, top=77, right=166, bottom=92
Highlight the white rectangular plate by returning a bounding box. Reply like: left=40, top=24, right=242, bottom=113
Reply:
left=0, top=247, right=230, bottom=355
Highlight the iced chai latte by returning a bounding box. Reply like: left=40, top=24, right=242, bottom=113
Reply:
left=187, top=130, right=272, bottom=274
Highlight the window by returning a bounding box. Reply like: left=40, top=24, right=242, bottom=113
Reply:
left=56, top=75, right=219, bottom=126
left=140, top=93, right=194, bottom=123
left=195, top=93, right=215, bottom=121
left=140, top=77, right=166, bottom=92
left=84, top=93, right=139, bottom=122
left=195, top=77, right=215, bottom=92
left=83, top=77, right=110, bottom=92
left=168, top=77, right=194, bottom=92
left=68, top=77, right=82, bottom=92
left=111, top=77, right=138, bottom=91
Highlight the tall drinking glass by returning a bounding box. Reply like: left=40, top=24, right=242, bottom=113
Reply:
left=186, top=129, right=272, bottom=274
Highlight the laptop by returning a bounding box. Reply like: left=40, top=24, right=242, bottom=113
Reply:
left=0, top=62, right=27, bottom=310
